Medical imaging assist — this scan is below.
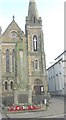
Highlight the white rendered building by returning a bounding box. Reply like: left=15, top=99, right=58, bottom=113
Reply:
left=46, top=51, right=66, bottom=95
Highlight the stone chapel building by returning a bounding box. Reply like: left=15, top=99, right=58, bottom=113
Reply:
left=1, top=0, right=48, bottom=105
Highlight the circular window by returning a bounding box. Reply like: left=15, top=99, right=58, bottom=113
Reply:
left=10, top=31, right=17, bottom=39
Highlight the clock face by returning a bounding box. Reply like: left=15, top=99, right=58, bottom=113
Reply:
left=11, top=31, right=17, bottom=39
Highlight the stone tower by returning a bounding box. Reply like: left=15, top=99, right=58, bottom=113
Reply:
left=25, top=0, right=48, bottom=104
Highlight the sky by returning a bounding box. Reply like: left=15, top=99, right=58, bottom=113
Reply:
left=0, top=0, right=65, bottom=68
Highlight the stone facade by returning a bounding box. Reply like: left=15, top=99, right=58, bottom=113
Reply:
left=0, top=0, right=48, bottom=106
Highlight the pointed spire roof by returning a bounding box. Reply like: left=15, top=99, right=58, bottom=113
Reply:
left=30, top=0, right=35, bottom=2
left=28, top=0, right=39, bottom=19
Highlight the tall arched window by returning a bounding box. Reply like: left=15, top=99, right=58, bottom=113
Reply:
left=33, top=35, right=37, bottom=51
left=5, top=81, right=8, bottom=90
left=34, top=59, right=39, bottom=69
left=6, top=49, right=10, bottom=72
left=10, top=81, right=13, bottom=90
left=12, top=49, right=15, bottom=72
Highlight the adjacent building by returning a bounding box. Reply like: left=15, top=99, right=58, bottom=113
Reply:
left=64, top=1, right=66, bottom=95
left=0, top=0, right=48, bottom=105
left=0, top=27, right=2, bottom=108
left=47, top=51, right=65, bottom=95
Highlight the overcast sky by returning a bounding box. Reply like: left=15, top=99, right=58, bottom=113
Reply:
left=0, top=0, right=64, bottom=68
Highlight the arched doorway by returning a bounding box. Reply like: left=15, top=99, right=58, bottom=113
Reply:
left=33, top=79, right=44, bottom=95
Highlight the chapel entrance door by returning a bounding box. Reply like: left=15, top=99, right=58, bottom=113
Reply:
left=34, top=79, right=44, bottom=95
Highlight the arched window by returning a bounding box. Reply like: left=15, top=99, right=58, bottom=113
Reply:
left=12, top=49, right=15, bottom=72
left=5, top=81, right=8, bottom=90
left=34, top=59, right=39, bottom=69
left=6, top=49, right=10, bottom=72
left=33, top=35, right=37, bottom=51
left=10, top=81, right=13, bottom=90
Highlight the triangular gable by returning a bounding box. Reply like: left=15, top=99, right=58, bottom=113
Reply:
left=2, top=20, right=24, bottom=43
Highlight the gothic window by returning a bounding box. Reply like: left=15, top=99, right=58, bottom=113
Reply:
left=33, top=35, right=37, bottom=51
left=5, top=81, right=8, bottom=90
left=34, top=59, right=39, bottom=69
left=12, top=49, right=15, bottom=72
left=10, top=81, right=13, bottom=90
left=6, top=49, right=10, bottom=72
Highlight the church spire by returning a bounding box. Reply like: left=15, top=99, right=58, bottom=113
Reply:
left=30, top=0, right=35, bottom=2
left=25, top=0, right=42, bottom=27
left=28, top=0, right=39, bottom=19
